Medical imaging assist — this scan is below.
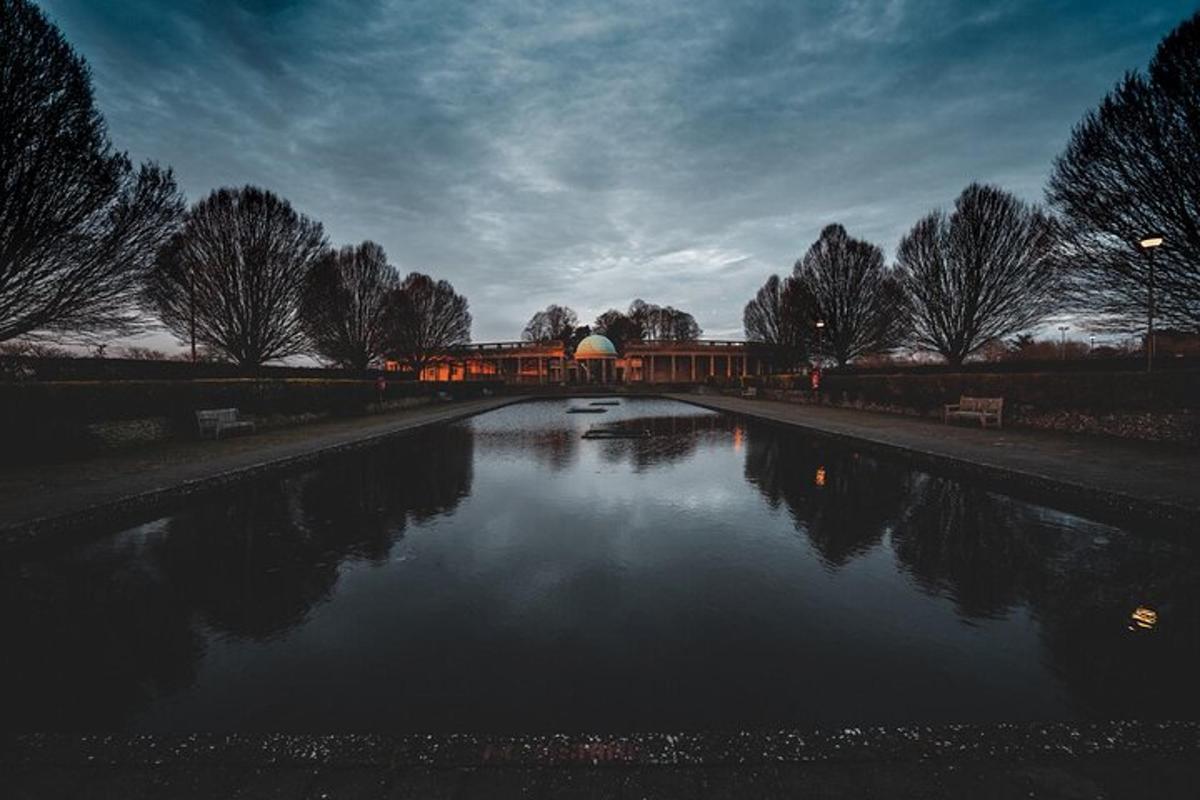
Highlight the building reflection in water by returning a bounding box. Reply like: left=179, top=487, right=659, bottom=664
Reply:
left=2, top=400, right=1198, bottom=732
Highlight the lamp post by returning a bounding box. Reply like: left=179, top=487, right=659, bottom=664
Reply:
left=1058, top=325, right=1069, bottom=360
left=815, top=320, right=825, bottom=367
left=1138, top=234, right=1164, bottom=373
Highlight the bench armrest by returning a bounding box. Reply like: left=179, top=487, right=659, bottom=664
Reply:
left=944, top=403, right=960, bottom=411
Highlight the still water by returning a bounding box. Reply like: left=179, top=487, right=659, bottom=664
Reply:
left=3, top=398, right=1197, bottom=733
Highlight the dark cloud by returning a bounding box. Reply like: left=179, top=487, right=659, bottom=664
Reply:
left=40, top=0, right=1195, bottom=343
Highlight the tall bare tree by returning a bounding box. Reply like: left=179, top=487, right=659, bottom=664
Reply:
left=743, top=274, right=810, bottom=367
left=1047, top=11, right=1200, bottom=333
left=0, top=0, right=183, bottom=343
left=384, top=272, right=471, bottom=374
left=792, top=224, right=904, bottom=366
left=628, top=299, right=701, bottom=340
left=521, top=304, right=577, bottom=342
left=301, top=241, right=399, bottom=370
left=895, top=184, right=1060, bottom=365
left=146, top=186, right=328, bottom=367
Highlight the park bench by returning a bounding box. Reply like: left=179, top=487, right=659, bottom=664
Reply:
left=943, top=396, right=1003, bottom=429
left=195, top=408, right=256, bottom=440
left=741, top=386, right=758, bottom=399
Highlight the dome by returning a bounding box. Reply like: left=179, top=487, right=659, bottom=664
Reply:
left=574, top=334, right=618, bottom=359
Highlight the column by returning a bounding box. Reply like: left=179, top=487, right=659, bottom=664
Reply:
left=670, top=355, right=676, bottom=382
left=725, top=355, right=731, bottom=378
left=690, top=354, right=696, bottom=383
left=741, top=355, right=747, bottom=377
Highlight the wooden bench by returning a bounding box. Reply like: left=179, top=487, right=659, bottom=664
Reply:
left=196, top=408, right=256, bottom=440
left=943, top=396, right=1003, bottom=429
left=741, top=386, right=758, bottom=399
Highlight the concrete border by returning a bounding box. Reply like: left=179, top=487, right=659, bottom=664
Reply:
left=5, top=722, right=1198, bottom=769
left=0, top=397, right=525, bottom=550
left=672, top=394, right=1200, bottom=528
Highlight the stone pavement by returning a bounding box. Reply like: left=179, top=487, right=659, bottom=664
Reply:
left=673, top=393, right=1200, bottom=524
left=0, top=396, right=519, bottom=546
left=6, top=723, right=1200, bottom=799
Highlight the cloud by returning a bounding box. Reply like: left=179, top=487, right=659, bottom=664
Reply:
left=39, top=0, right=1195, bottom=344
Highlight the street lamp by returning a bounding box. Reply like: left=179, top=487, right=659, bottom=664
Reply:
left=1138, top=234, right=1164, bottom=373
left=815, top=320, right=825, bottom=366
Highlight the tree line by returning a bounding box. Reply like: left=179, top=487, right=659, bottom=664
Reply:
left=520, top=299, right=702, bottom=352
left=4, top=1, right=1199, bottom=369
left=0, top=0, right=470, bottom=370
left=746, top=12, right=1199, bottom=367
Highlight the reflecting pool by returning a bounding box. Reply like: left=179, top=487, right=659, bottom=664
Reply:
left=3, top=398, right=1197, bottom=733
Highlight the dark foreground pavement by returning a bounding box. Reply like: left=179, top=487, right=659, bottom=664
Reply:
left=0, top=396, right=519, bottom=547
left=5, top=723, right=1199, bottom=798
left=673, top=394, right=1200, bottom=525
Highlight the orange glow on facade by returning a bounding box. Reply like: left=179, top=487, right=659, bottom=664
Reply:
left=814, top=466, right=827, bottom=487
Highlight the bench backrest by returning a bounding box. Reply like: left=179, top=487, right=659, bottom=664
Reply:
left=959, top=396, right=1003, bottom=413
left=196, top=408, right=240, bottom=426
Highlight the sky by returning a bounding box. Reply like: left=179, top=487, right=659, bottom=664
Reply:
left=38, top=0, right=1196, bottom=347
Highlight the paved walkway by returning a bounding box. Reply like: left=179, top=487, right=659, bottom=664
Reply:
left=673, top=394, right=1200, bottom=524
left=0, top=396, right=519, bottom=545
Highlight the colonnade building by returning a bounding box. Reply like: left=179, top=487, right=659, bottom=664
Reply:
left=399, top=334, right=772, bottom=384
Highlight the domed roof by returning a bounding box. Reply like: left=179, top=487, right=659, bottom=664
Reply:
left=574, top=334, right=618, bottom=359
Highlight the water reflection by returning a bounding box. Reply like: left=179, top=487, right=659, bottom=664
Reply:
left=2, top=399, right=1198, bottom=732
left=743, top=432, right=907, bottom=567
left=0, top=425, right=473, bottom=729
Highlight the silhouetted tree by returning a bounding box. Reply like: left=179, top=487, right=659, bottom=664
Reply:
left=301, top=241, right=399, bottom=370
left=0, top=0, right=183, bottom=343
left=146, top=186, right=328, bottom=367
left=743, top=274, right=809, bottom=369
left=593, top=308, right=642, bottom=352
left=628, top=299, right=701, bottom=340
left=792, top=224, right=905, bottom=366
left=1047, top=12, right=1200, bottom=333
left=566, top=324, right=592, bottom=352
left=895, top=184, right=1060, bottom=365
left=384, top=272, right=471, bottom=374
left=521, top=304, right=577, bottom=342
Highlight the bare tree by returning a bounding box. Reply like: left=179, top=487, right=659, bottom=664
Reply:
left=521, top=304, right=577, bottom=342
left=384, top=272, right=471, bottom=374
left=301, top=241, right=399, bottom=370
left=0, top=0, right=184, bottom=343
left=1047, top=11, right=1200, bottom=333
left=592, top=308, right=642, bottom=352
left=895, top=184, right=1060, bottom=365
left=146, top=186, right=328, bottom=367
left=628, top=299, right=702, bottom=340
left=743, top=274, right=810, bottom=367
left=792, top=224, right=904, bottom=366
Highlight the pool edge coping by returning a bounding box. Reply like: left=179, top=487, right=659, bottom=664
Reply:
left=670, top=394, right=1200, bottom=527
left=4, top=722, right=1198, bottom=769
left=0, top=396, right=528, bottom=550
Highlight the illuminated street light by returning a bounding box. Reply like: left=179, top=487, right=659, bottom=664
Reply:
left=1138, top=234, right=1164, bottom=373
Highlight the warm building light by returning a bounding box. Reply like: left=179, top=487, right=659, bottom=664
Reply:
left=814, top=466, right=826, bottom=487
left=815, top=320, right=826, bottom=329
left=1139, top=235, right=1164, bottom=249
left=1129, top=606, right=1158, bottom=631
